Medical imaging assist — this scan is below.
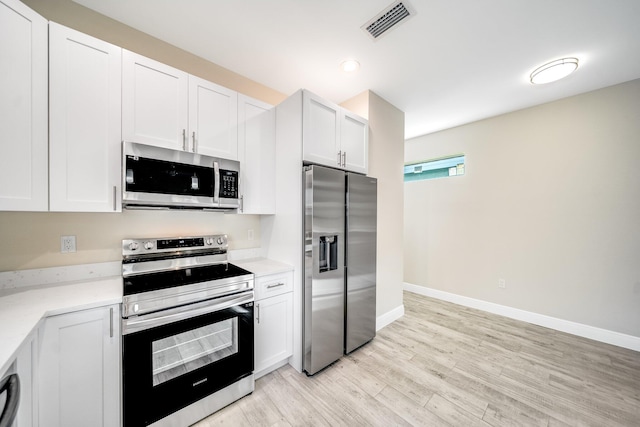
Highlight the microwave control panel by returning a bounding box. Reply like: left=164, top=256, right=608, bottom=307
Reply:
left=220, top=170, right=239, bottom=198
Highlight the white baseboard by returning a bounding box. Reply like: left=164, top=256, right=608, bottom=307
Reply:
left=376, top=303, right=405, bottom=331
left=404, top=282, right=640, bottom=352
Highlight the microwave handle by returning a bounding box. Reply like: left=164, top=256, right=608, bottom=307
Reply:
left=213, top=161, right=220, bottom=204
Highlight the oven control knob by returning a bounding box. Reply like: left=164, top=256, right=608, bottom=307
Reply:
left=128, top=242, right=139, bottom=251
left=205, top=238, right=214, bottom=246
left=144, top=241, right=154, bottom=250
left=216, top=237, right=225, bottom=245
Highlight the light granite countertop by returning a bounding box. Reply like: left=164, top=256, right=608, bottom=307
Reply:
left=233, top=257, right=294, bottom=277
left=0, top=257, right=292, bottom=376
left=0, top=276, right=122, bottom=376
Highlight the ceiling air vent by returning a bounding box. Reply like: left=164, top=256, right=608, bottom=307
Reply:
left=362, top=1, right=416, bottom=40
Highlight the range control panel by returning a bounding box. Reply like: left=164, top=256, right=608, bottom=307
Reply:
left=122, top=234, right=227, bottom=257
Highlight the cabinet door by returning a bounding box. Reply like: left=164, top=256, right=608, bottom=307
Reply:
left=254, top=292, right=293, bottom=376
left=341, top=110, right=368, bottom=174
left=49, top=23, right=122, bottom=212
left=39, top=305, right=120, bottom=427
left=302, top=91, right=341, bottom=168
left=122, top=50, right=188, bottom=150
left=237, top=94, right=275, bottom=214
left=15, top=330, right=37, bottom=427
left=188, top=75, right=238, bottom=159
left=0, top=0, right=48, bottom=211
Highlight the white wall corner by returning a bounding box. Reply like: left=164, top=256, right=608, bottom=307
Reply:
left=376, top=303, right=405, bottom=331
left=403, top=282, right=640, bottom=352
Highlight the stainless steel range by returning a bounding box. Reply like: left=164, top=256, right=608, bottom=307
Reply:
left=121, top=234, right=254, bottom=427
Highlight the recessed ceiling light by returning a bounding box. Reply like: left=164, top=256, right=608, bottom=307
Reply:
left=530, top=57, right=579, bottom=84
left=340, top=59, right=360, bottom=73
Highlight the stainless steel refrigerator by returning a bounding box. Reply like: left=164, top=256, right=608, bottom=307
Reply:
left=303, top=165, right=377, bottom=375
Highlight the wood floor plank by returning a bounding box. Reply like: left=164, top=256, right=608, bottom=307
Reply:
left=425, top=393, right=492, bottom=427
left=374, top=385, right=450, bottom=426
left=237, top=374, right=290, bottom=426
left=196, top=291, right=640, bottom=427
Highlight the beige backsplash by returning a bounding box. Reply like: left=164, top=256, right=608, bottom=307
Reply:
left=0, top=210, right=261, bottom=271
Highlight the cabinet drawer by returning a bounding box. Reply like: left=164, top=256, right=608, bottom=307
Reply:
left=254, top=271, right=293, bottom=300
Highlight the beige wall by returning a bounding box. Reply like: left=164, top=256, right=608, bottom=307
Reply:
left=343, top=91, right=406, bottom=318
left=22, top=0, right=286, bottom=105
left=1, top=0, right=285, bottom=272
left=404, top=79, right=640, bottom=337
left=0, top=211, right=260, bottom=271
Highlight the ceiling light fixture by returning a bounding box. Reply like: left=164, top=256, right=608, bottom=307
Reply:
left=340, top=59, right=360, bottom=73
left=530, top=57, right=579, bottom=84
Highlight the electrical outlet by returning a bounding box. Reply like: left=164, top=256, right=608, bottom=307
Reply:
left=248, top=229, right=254, bottom=241
left=61, top=235, right=76, bottom=253
left=498, top=278, right=506, bottom=289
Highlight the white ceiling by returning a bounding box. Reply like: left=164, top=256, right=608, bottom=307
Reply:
left=73, top=0, right=640, bottom=139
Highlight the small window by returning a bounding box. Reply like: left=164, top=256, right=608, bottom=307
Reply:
left=404, top=155, right=465, bottom=182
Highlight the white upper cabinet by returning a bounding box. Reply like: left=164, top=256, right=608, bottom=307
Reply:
left=123, top=50, right=239, bottom=159
left=302, top=91, right=341, bottom=168
left=49, top=23, right=122, bottom=212
left=302, top=90, right=368, bottom=174
left=341, top=110, right=368, bottom=174
left=0, top=0, right=48, bottom=211
left=189, top=76, right=238, bottom=159
left=237, top=94, right=275, bottom=214
left=122, top=50, right=189, bottom=151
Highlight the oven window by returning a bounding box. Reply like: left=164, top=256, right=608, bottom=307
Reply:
left=152, top=318, right=238, bottom=386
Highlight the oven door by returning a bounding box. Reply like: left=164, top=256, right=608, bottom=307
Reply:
left=122, top=295, right=253, bottom=426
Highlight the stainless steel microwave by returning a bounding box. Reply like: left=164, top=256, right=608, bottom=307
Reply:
left=122, top=142, right=240, bottom=210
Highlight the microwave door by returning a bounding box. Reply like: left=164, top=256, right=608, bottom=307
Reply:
left=123, top=153, right=215, bottom=208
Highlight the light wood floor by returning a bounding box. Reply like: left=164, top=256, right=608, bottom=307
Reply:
left=195, top=291, right=640, bottom=426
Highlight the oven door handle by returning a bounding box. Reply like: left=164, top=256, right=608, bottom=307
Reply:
left=122, top=291, right=253, bottom=335
left=122, top=254, right=228, bottom=277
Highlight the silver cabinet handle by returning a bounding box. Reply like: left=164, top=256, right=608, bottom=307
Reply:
left=192, top=131, right=197, bottom=152
left=256, top=303, right=260, bottom=324
left=342, top=151, right=346, bottom=167
left=239, top=195, right=244, bottom=212
left=112, top=186, right=117, bottom=211
left=182, top=129, right=187, bottom=151
left=123, top=291, right=253, bottom=335
left=266, top=282, right=285, bottom=289
left=109, top=307, right=114, bottom=338
left=337, top=150, right=342, bottom=167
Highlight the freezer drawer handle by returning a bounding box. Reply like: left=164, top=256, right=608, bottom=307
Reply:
left=266, top=282, right=285, bottom=289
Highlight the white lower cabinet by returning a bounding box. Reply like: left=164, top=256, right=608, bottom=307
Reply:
left=254, top=271, right=293, bottom=377
left=14, top=329, right=38, bottom=427
left=38, top=304, right=120, bottom=427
